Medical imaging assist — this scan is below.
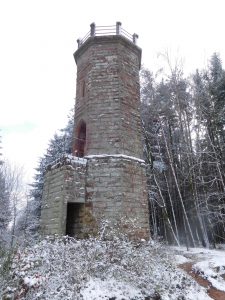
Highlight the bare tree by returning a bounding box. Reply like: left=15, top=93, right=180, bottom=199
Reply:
left=0, top=161, right=24, bottom=248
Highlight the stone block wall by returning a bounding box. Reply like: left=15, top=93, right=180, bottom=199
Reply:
left=40, top=32, right=150, bottom=240
left=73, top=35, right=143, bottom=159
left=86, top=156, right=150, bottom=239
left=40, top=158, right=86, bottom=236
left=41, top=155, right=150, bottom=239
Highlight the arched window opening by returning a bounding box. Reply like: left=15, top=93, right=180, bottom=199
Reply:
left=74, top=121, right=86, bottom=157
left=81, top=80, right=86, bottom=97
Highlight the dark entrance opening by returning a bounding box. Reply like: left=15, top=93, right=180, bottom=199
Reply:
left=66, top=203, right=83, bottom=236
left=74, top=120, right=86, bottom=157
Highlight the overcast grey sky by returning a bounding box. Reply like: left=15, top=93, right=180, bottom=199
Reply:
left=0, top=0, right=224, bottom=183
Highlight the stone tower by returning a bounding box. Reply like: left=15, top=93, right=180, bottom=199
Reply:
left=40, top=22, right=150, bottom=239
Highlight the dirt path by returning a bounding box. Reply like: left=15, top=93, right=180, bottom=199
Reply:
left=180, top=262, right=225, bottom=300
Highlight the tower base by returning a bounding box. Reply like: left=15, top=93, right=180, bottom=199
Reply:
left=40, top=155, right=150, bottom=240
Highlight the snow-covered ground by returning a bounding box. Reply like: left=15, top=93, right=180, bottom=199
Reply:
left=1, top=236, right=221, bottom=300
left=171, top=245, right=225, bottom=294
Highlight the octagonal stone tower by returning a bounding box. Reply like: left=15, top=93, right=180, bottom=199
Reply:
left=40, top=22, right=150, bottom=239
left=73, top=23, right=143, bottom=158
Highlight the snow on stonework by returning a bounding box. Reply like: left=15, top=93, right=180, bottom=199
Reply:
left=0, top=236, right=212, bottom=300
left=47, top=154, right=87, bottom=171
left=45, top=154, right=146, bottom=171
left=85, top=154, right=146, bottom=164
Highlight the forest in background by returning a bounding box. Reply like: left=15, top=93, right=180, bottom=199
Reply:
left=141, top=53, right=225, bottom=247
left=0, top=52, right=224, bottom=249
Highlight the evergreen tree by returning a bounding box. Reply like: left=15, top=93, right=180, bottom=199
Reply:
left=28, top=109, right=74, bottom=234
left=25, top=54, right=225, bottom=245
left=141, top=53, right=225, bottom=246
left=192, top=54, right=225, bottom=243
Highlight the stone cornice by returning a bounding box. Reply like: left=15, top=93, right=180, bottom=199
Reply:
left=74, top=35, right=142, bottom=69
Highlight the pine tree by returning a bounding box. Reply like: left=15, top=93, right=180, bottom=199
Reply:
left=192, top=54, right=225, bottom=243
left=141, top=64, right=207, bottom=246
left=28, top=109, right=74, bottom=234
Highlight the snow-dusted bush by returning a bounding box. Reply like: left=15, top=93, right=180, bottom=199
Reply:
left=0, top=232, right=209, bottom=300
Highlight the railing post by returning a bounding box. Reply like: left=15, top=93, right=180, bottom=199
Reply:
left=116, top=21, right=122, bottom=35
left=132, top=33, right=138, bottom=45
left=77, top=39, right=81, bottom=48
left=90, top=22, right=96, bottom=37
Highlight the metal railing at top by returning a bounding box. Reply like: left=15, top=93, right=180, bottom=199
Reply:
left=77, top=22, right=139, bottom=48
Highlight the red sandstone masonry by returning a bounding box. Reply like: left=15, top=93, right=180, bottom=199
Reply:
left=73, top=35, right=143, bottom=158
left=41, top=26, right=150, bottom=240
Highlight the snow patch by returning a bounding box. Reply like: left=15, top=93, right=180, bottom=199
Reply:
left=85, top=154, right=145, bottom=163
left=193, top=255, right=225, bottom=292
left=170, top=246, right=225, bottom=293
left=66, top=154, right=87, bottom=165
left=23, top=276, right=39, bottom=287
left=47, top=154, right=87, bottom=170
left=174, top=254, right=191, bottom=265
left=81, top=278, right=143, bottom=300
left=1, top=238, right=213, bottom=300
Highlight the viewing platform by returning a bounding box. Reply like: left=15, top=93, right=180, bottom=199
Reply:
left=76, top=22, right=139, bottom=48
